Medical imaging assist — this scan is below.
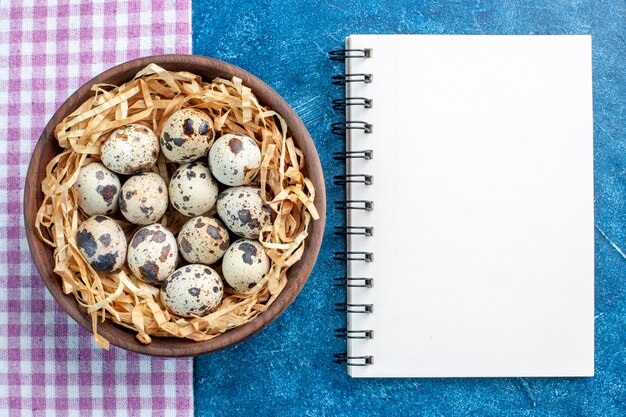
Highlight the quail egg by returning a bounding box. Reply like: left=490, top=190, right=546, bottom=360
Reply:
left=73, top=162, right=121, bottom=216
left=101, top=124, right=160, bottom=174
left=119, top=172, right=168, bottom=225
left=169, top=161, right=219, bottom=217
left=160, top=264, right=224, bottom=317
left=177, top=216, right=229, bottom=265
left=216, top=186, right=273, bottom=239
left=222, top=239, right=270, bottom=292
left=208, top=133, right=262, bottom=186
left=160, top=108, right=215, bottom=163
left=127, top=224, right=178, bottom=283
left=76, top=215, right=127, bottom=273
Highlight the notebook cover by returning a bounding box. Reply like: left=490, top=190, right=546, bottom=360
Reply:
left=345, top=34, right=594, bottom=378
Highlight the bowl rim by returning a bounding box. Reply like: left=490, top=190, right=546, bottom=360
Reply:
left=22, top=54, right=326, bottom=357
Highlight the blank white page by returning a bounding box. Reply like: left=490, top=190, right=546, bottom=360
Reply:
left=345, top=35, right=594, bottom=377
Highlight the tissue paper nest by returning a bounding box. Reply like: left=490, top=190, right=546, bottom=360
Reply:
left=35, top=64, right=319, bottom=349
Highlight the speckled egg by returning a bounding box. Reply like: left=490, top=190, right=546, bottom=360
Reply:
left=208, top=133, right=262, bottom=186
left=101, top=124, right=160, bottom=175
left=119, top=172, right=168, bottom=225
left=216, top=186, right=273, bottom=239
left=177, top=216, right=229, bottom=265
left=168, top=161, right=218, bottom=217
left=127, top=224, right=178, bottom=283
left=160, top=108, right=215, bottom=163
left=222, top=239, right=270, bottom=292
left=76, top=215, right=127, bottom=273
left=160, top=264, right=224, bottom=317
left=73, top=162, right=121, bottom=216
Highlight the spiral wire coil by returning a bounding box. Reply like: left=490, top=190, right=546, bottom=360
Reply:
left=330, top=48, right=375, bottom=367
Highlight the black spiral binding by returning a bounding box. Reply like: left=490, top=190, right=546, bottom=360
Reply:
left=334, top=277, right=373, bottom=287
left=328, top=48, right=372, bottom=60
left=334, top=329, right=374, bottom=339
left=333, top=150, right=373, bottom=160
left=332, top=97, right=372, bottom=111
left=331, top=73, right=372, bottom=85
left=335, top=303, right=373, bottom=313
left=333, top=174, right=373, bottom=186
left=331, top=47, right=374, bottom=368
left=334, top=200, right=373, bottom=211
left=331, top=121, right=373, bottom=135
left=334, top=226, right=374, bottom=236
left=333, top=251, right=373, bottom=262
left=333, top=353, right=373, bottom=366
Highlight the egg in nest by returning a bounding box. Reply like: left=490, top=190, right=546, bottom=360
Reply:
left=127, top=224, right=178, bottom=283
left=160, top=108, right=215, bottom=163
left=119, top=172, right=168, bottom=225
left=222, top=239, right=270, bottom=292
left=216, top=186, right=273, bottom=239
left=76, top=215, right=127, bottom=273
left=73, top=162, right=121, bottom=216
left=101, top=124, right=160, bottom=175
left=208, top=133, right=261, bottom=186
left=168, top=161, right=218, bottom=217
left=177, top=216, right=230, bottom=265
left=160, top=264, right=224, bottom=317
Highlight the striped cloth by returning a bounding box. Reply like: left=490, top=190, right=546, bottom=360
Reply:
left=0, top=1, right=193, bottom=416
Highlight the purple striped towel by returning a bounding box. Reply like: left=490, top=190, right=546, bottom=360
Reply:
left=0, top=1, right=194, bottom=415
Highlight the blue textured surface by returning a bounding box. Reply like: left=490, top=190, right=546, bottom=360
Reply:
left=192, top=1, right=626, bottom=416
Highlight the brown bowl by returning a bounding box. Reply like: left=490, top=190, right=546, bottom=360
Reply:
left=23, top=55, right=326, bottom=356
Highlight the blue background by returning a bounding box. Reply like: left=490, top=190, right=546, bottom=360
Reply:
left=192, top=1, right=626, bottom=416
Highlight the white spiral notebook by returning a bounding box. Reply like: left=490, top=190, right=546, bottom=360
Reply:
left=333, top=35, right=594, bottom=378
